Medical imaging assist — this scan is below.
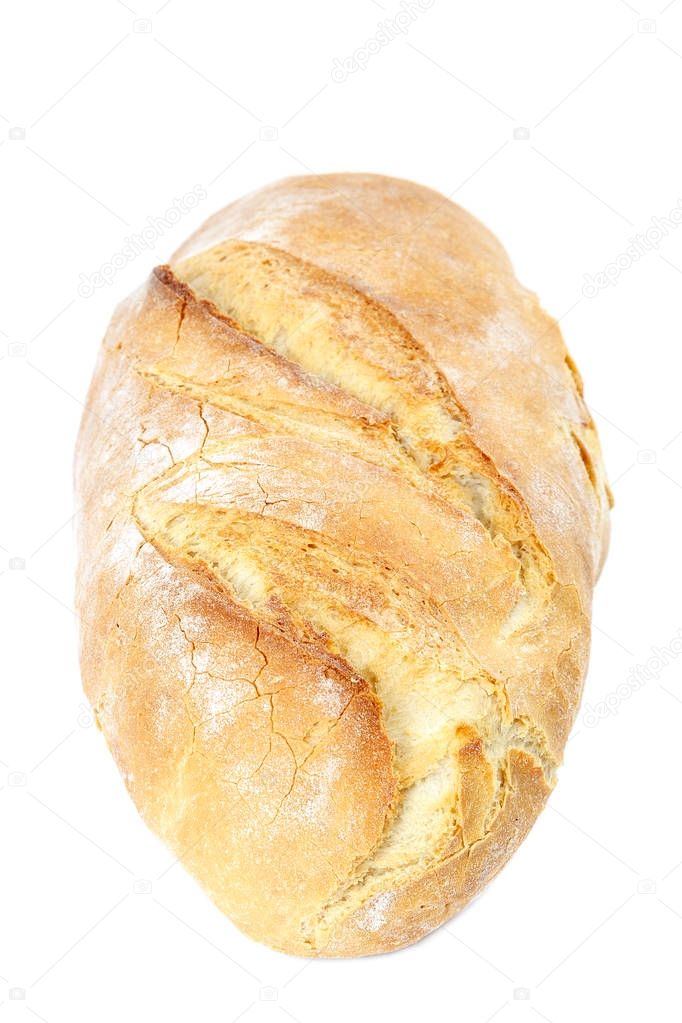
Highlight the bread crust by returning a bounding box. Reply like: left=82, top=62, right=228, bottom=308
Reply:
left=75, top=174, right=609, bottom=955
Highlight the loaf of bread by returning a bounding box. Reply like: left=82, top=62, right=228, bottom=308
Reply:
left=75, top=173, right=611, bottom=956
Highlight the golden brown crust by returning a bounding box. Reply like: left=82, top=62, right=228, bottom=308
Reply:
left=75, top=174, right=609, bottom=956
left=321, top=750, right=551, bottom=955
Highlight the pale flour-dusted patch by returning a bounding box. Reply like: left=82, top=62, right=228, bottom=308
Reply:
left=355, top=891, right=396, bottom=932
left=312, top=673, right=350, bottom=719
left=151, top=691, right=175, bottom=741
left=291, top=501, right=327, bottom=533
left=293, top=753, right=343, bottom=827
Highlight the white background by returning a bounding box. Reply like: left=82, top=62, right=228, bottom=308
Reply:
left=1, top=1, right=681, bottom=1020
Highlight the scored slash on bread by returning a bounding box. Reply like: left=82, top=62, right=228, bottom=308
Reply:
left=75, top=174, right=610, bottom=956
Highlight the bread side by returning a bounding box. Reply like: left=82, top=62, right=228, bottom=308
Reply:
left=75, top=174, right=609, bottom=955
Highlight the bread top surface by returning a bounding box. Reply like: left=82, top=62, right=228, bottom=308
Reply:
left=75, top=174, right=609, bottom=955
left=173, top=173, right=611, bottom=599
